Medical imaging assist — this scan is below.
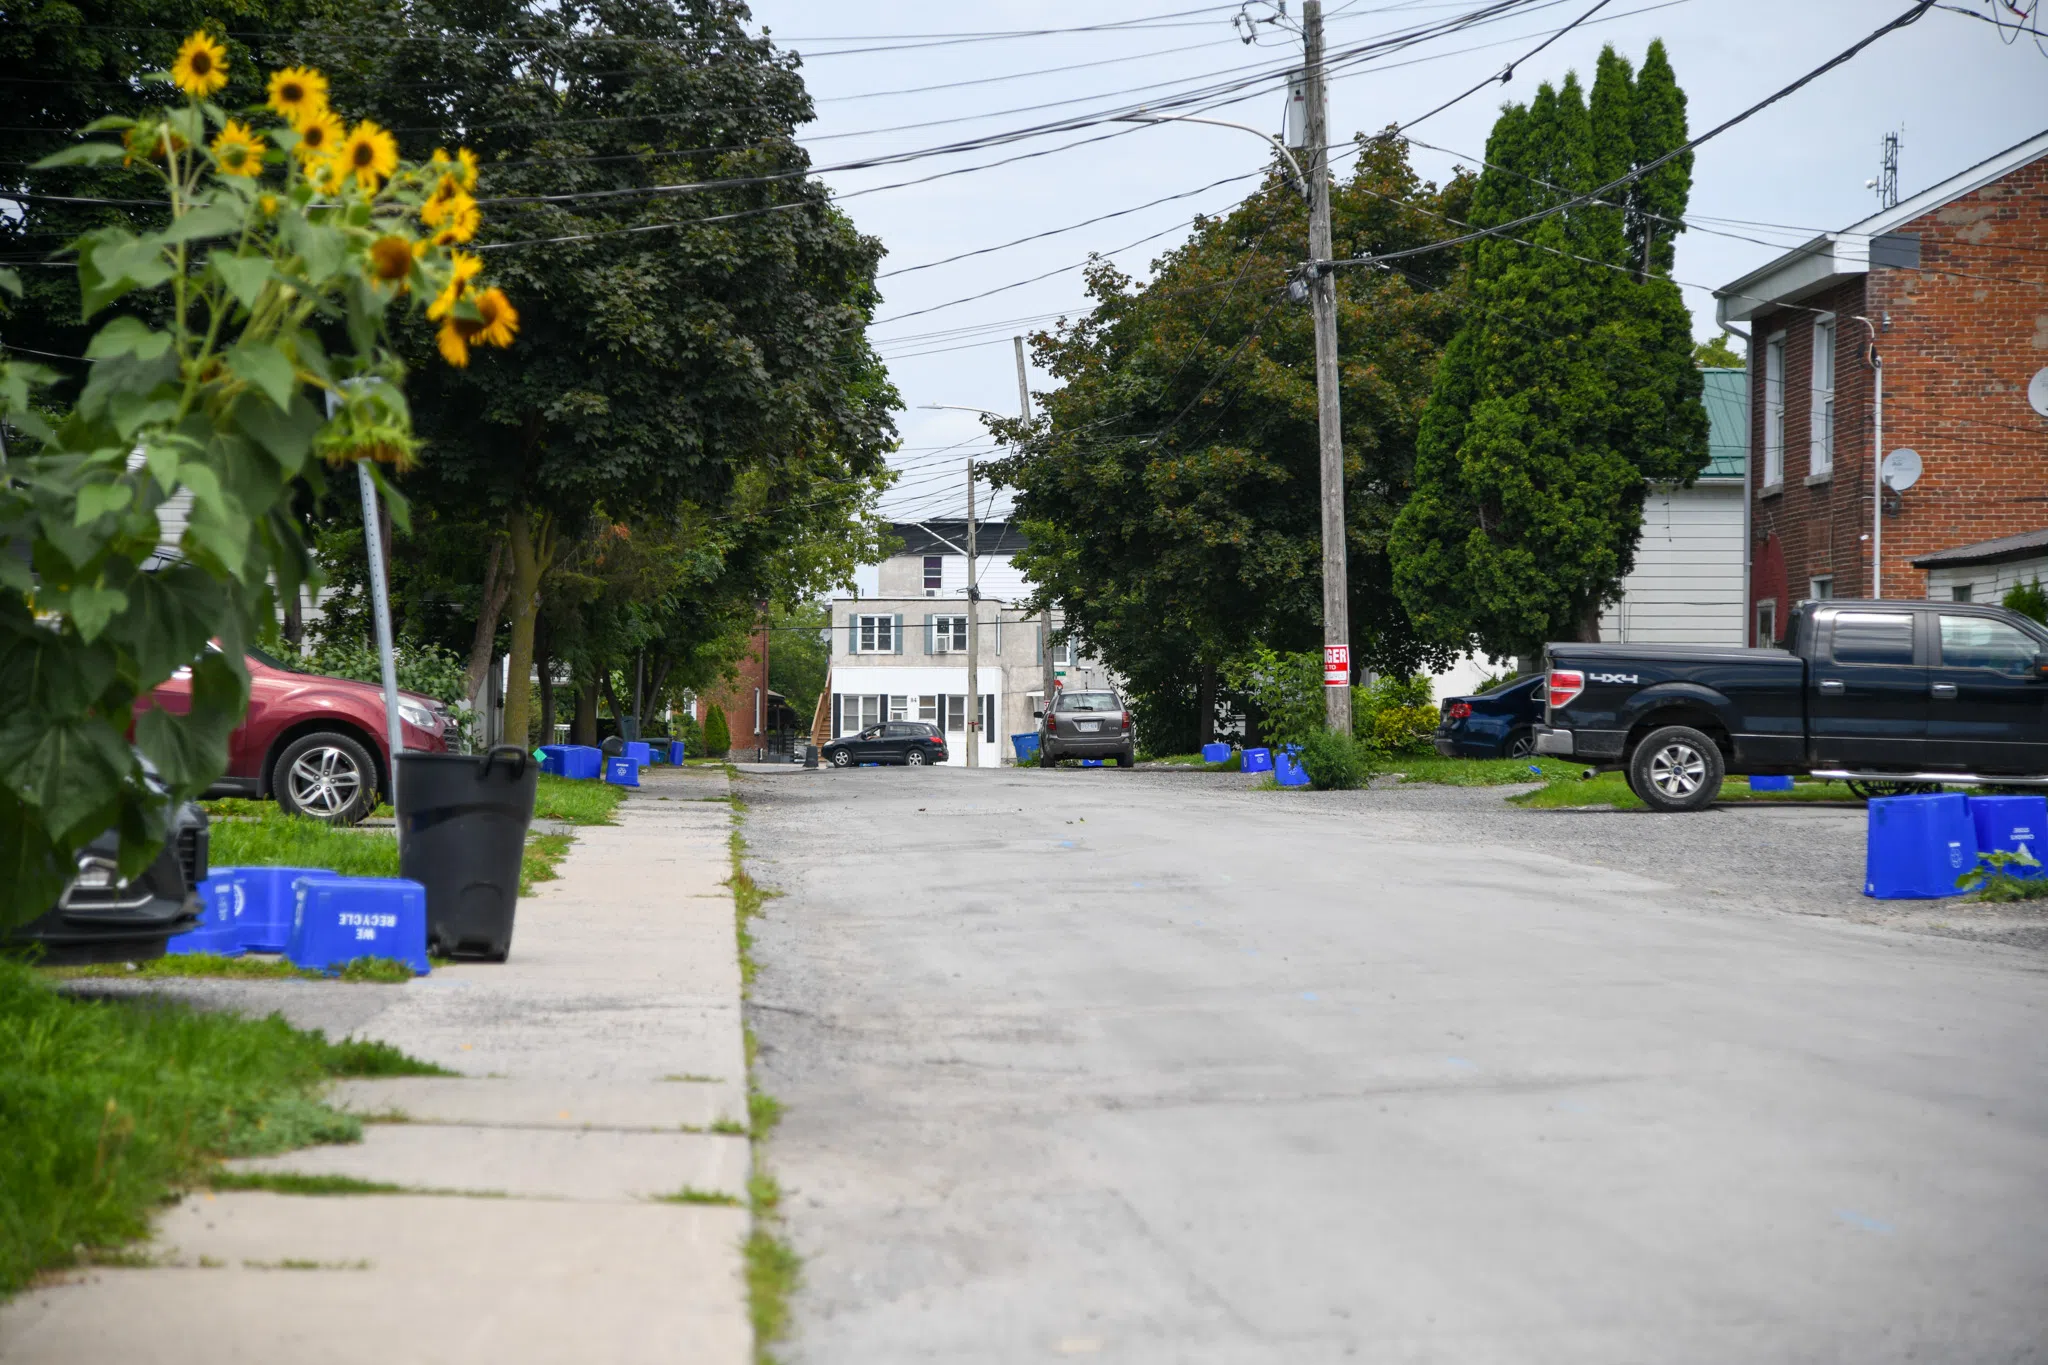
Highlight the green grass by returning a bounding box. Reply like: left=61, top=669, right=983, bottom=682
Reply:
left=521, top=831, right=574, bottom=893
left=532, top=773, right=624, bottom=826
left=1145, top=750, right=1243, bottom=772
left=42, top=954, right=416, bottom=985
left=654, top=1187, right=743, bottom=1207
left=1392, top=755, right=1579, bottom=786
left=0, top=958, right=440, bottom=1297
left=1509, top=773, right=1866, bottom=811
left=210, top=815, right=400, bottom=878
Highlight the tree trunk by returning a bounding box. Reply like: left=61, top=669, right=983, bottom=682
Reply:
left=463, top=538, right=513, bottom=710
left=600, top=669, right=626, bottom=732
left=1576, top=597, right=1604, bottom=643
left=281, top=584, right=304, bottom=651
left=571, top=669, right=599, bottom=746
left=534, top=618, right=554, bottom=750
left=646, top=659, right=673, bottom=726
left=1196, top=661, right=1217, bottom=747
left=500, top=506, right=551, bottom=749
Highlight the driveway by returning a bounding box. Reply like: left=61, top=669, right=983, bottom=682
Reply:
left=741, top=766, right=2048, bottom=1364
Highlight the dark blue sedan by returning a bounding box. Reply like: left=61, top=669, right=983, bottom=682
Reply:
left=1432, top=674, right=1546, bottom=759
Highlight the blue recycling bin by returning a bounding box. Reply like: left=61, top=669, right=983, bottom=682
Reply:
left=1967, top=793, right=2047, bottom=879
left=1275, top=744, right=1309, bottom=787
left=669, top=740, right=686, bottom=765
left=559, top=745, right=602, bottom=780
left=1241, top=747, right=1273, bottom=774
left=625, top=741, right=652, bottom=767
left=605, top=755, right=640, bottom=787
left=1748, top=774, right=1794, bottom=792
left=168, top=874, right=248, bottom=958
left=1011, top=732, right=1040, bottom=762
left=1865, top=792, right=1977, bottom=899
left=1082, top=758, right=1104, bottom=767
left=1201, top=742, right=1231, bottom=764
left=223, top=865, right=326, bottom=953
left=539, top=744, right=568, bottom=776
left=288, top=875, right=430, bottom=975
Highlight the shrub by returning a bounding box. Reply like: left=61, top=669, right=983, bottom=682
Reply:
left=1221, top=648, right=1324, bottom=749
left=2004, top=577, right=2048, bottom=626
left=308, top=640, right=471, bottom=707
left=704, top=705, right=731, bottom=757
left=1356, top=675, right=1438, bottom=756
left=1298, top=728, right=1370, bottom=790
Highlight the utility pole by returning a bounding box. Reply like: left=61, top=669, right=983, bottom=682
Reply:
left=1018, top=335, right=1057, bottom=733
left=1303, top=0, right=1352, bottom=733
left=965, top=458, right=980, bottom=768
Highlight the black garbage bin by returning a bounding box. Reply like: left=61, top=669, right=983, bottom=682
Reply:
left=396, top=746, right=538, bottom=962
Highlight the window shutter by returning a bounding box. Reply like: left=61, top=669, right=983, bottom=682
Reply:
left=925, top=613, right=936, bottom=654
left=892, top=613, right=903, bottom=655
left=831, top=693, right=841, bottom=735
left=848, top=618, right=860, bottom=655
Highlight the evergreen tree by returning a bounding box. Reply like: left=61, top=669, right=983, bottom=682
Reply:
left=703, top=705, right=730, bottom=758
left=1390, top=51, right=1707, bottom=663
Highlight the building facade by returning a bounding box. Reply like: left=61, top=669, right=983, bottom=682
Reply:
left=1596, top=366, right=1749, bottom=644
left=1716, top=130, right=2048, bottom=641
left=820, top=521, right=1116, bottom=765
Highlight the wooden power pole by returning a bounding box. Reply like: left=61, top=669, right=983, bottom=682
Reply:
left=1303, top=0, right=1352, bottom=733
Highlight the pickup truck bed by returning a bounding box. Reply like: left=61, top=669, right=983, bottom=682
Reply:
left=1535, top=599, right=2048, bottom=811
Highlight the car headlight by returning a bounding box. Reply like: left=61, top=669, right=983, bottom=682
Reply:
left=399, top=698, right=438, bottom=731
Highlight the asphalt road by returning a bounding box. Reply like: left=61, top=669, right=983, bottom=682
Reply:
left=741, top=765, right=2048, bottom=1364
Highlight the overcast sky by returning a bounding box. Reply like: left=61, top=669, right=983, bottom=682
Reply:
left=742, top=0, right=2048, bottom=522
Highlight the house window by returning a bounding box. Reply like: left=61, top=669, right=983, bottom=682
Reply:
left=1763, top=334, right=1786, bottom=487
left=924, top=555, right=943, bottom=593
left=889, top=696, right=908, bottom=722
left=1810, top=575, right=1834, bottom=601
left=1952, top=583, right=1974, bottom=603
left=854, top=614, right=896, bottom=653
left=942, top=695, right=965, bottom=733
left=835, top=694, right=886, bottom=736
left=931, top=615, right=968, bottom=653
left=1053, top=637, right=1074, bottom=666
left=918, top=695, right=938, bottom=724
left=935, top=695, right=995, bottom=736
left=1809, top=316, right=1835, bottom=477
left=1756, top=598, right=1778, bottom=646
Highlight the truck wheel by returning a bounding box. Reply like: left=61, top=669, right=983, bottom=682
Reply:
left=1628, top=725, right=1724, bottom=812
left=273, top=731, right=379, bottom=825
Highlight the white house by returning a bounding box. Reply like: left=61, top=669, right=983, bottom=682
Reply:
left=1596, top=366, right=1750, bottom=644
left=824, top=521, right=1116, bottom=766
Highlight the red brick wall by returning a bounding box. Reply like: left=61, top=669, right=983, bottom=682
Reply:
left=1748, top=153, right=2048, bottom=635
left=695, top=624, right=770, bottom=751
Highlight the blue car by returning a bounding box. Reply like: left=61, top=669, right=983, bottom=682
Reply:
left=1432, top=674, right=1546, bottom=759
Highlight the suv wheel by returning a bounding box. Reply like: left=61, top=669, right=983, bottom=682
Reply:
left=829, top=748, right=852, bottom=768
left=1038, top=745, right=1058, bottom=769
left=905, top=748, right=928, bottom=766
left=273, top=731, right=379, bottom=825
left=1116, top=750, right=1135, bottom=768
left=1627, top=725, right=1724, bottom=812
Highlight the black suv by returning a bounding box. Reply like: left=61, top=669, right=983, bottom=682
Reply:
left=1039, top=690, right=1135, bottom=768
left=7, top=802, right=209, bottom=965
left=822, top=721, right=950, bottom=767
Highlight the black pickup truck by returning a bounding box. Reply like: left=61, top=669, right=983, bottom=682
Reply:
left=1533, top=598, right=2048, bottom=812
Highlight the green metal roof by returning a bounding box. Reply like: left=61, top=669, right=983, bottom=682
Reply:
left=1700, top=366, right=1747, bottom=479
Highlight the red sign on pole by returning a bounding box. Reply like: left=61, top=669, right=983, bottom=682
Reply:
left=1323, top=643, right=1350, bottom=687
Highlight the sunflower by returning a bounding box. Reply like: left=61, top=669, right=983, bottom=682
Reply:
left=435, top=316, right=476, bottom=366
left=336, top=120, right=399, bottom=192
left=426, top=198, right=481, bottom=246
left=293, top=109, right=344, bottom=165
left=123, top=122, right=187, bottom=166
left=210, top=121, right=266, bottom=177
left=266, top=67, right=328, bottom=125
left=420, top=182, right=470, bottom=227
left=471, top=287, right=518, bottom=349
left=366, top=234, right=415, bottom=288
left=171, top=31, right=229, bottom=98
left=428, top=146, right=481, bottom=191
left=258, top=192, right=280, bottom=217
left=427, top=250, right=483, bottom=321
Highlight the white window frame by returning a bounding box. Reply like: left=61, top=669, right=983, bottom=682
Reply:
left=854, top=614, right=896, bottom=654
left=1756, top=598, right=1778, bottom=646
left=931, top=614, right=968, bottom=653
left=1809, top=575, right=1834, bottom=601
left=1952, top=583, right=1974, bottom=603
left=1809, top=314, right=1835, bottom=477
left=917, top=695, right=938, bottom=724
left=1763, top=333, right=1786, bottom=488
left=923, top=555, right=943, bottom=594
left=836, top=693, right=887, bottom=737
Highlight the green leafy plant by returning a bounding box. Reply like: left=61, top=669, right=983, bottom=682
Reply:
left=704, top=705, right=732, bottom=758
left=1297, top=728, right=1370, bottom=790
left=307, top=638, right=468, bottom=705
left=2002, top=577, right=2048, bottom=627
left=0, top=37, right=513, bottom=926
left=1220, top=648, right=1326, bottom=750
left=1956, top=847, right=2048, bottom=901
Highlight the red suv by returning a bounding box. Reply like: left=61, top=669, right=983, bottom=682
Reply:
left=147, top=646, right=456, bottom=824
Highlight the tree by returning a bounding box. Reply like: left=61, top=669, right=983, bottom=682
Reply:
left=1389, top=49, right=1708, bottom=665
left=1693, top=334, right=1745, bottom=368
left=294, top=0, right=899, bottom=749
left=989, top=136, right=1468, bottom=751
left=703, top=704, right=730, bottom=758
left=768, top=600, right=832, bottom=724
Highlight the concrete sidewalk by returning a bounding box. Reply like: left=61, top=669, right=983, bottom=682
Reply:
left=0, top=765, right=752, bottom=1365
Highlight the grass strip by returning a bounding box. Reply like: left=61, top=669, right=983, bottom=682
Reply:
left=532, top=773, right=625, bottom=826
left=0, top=958, right=443, bottom=1297
left=208, top=1171, right=407, bottom=1196
left=1509, top=772, right=1867, bottom=811
left=43, top=954, right=418, bottom=985
left=1393, top=756, right=1580, bottom=786
left=211, top=816, right=400, bottom=878
left=521, top=831, right=574, bottom=893
left=656, top=1187, right=744, bottom=1207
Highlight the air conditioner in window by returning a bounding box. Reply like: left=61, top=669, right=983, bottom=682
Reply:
left=926, top=589, right=937, bottom=597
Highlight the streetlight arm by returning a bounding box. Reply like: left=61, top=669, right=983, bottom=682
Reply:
left=1115, top=112, right=1310, bottom=200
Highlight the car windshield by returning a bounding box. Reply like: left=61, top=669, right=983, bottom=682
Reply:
left=247, top=644, right=310, bottom=674
left=1060, top=692, right=1120, bottom=712
left=1478, top=675, right=1534, bottom=697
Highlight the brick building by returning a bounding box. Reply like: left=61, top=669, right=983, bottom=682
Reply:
left=1715, top=129, right=2048, bottom=642
left=692, top=616, right=786, bottom=759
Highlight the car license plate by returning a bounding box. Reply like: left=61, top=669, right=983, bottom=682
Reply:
left=1078, top=722, right=1100, bottom=733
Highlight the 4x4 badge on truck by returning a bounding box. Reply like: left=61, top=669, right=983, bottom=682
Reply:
left=1589, top=672, right=1639, bottom=684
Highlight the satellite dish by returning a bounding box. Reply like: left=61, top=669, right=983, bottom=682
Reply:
left=2029, top=367, right=2048, bottom=418
left=1881, top=447, right=1922, bottom=492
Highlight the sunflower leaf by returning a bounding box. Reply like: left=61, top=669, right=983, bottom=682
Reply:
left=155, top=203, right=243, bottom=247
left=85, top=316, right=172, bottom=362
left=73, top=481, right=133, bottom=526
left=31, top=142, right=126, bottom=170
left=211, top=252, right=273, bottom=311
left=225, top=341, right=295, bottom=411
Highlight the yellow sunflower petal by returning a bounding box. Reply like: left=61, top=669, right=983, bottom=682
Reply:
left=435, top=317, right=471, bottom=367
left=337, top=120, right=399, bottom=193
left=266, top=67, right=328, bottom=123
left=210, top=120, right=266, bottom=177
left=171, top=32, right=229, bottom=99
left=293, top=110, right=344, bottom=163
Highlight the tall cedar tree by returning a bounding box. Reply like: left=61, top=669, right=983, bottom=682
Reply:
left=289, top=0, right=898, bottom=743
left=989, top=136, right=1467, bottom=750
left=1389, top=48, right=1706, bottom=663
